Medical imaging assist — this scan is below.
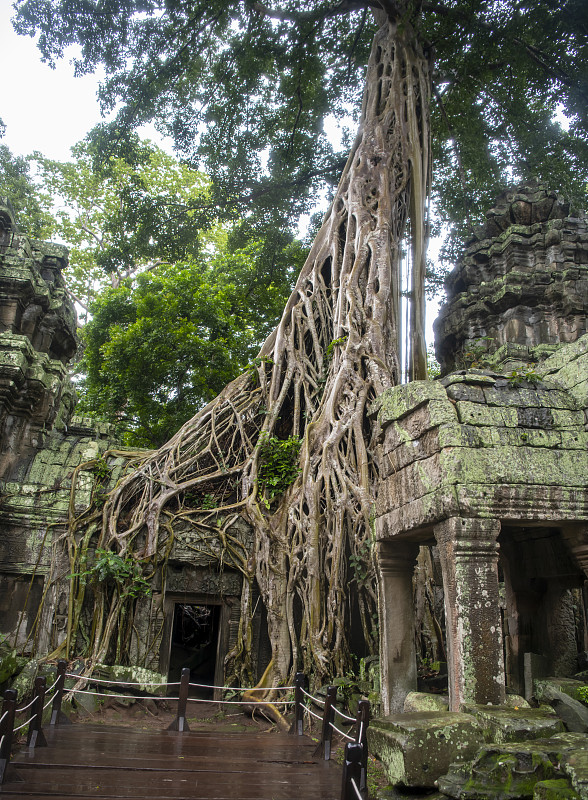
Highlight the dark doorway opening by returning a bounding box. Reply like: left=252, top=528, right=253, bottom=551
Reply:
left=168, top=604, right=220, bottom=698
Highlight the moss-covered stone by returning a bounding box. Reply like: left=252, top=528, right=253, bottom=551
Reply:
left=533, top=778, right=581, bottom=800
left=461, top=705, right=564, bottom=745
left=438, top=734, right=588, bottom=800
left=367, top=711, right=483, bottom=788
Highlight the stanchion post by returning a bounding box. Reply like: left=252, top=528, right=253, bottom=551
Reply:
left=0, top=689, right=22, bottom=785
left=50, top=660, right=71, bottom=726
left=26, top=676, right=48, bottom=749
left=356, top=699, right=370, bottom=793
left=314, top=685, right=337, bottom=759
left=167, top=667, right=190, bottom=732
left=290, top=672, right=306, bottom=735
left=341, top=741, right=364, bottom=800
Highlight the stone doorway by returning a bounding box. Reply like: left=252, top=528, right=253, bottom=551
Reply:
left=160, top=594, right=231, bottom=700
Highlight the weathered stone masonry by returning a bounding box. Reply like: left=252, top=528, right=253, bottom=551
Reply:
left=373, top=184, right=588, bottom=714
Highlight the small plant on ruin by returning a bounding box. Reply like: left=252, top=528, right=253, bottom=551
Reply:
left=461, top=337, right=494, bottom=369
left=256, top=434, right=302, bottom=506
left=73, top=548, right=151, bottom=599
left=507, top=367, right=540, bottom=387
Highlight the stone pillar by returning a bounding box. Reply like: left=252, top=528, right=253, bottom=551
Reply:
left=434, top=517, right=505, bottom=711
left=376, top=540, right=419, bottom=714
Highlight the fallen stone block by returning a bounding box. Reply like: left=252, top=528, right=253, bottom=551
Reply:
left=438, top=733, right=588, bottom=800
left=403, top=691, right=449, bottom=713
left=462, top=704, right=565, bottom=744
left=367, top=711, right=482, bottom=788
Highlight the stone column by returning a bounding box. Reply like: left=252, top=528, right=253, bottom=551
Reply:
left=434, top=517, right=505, bottom=711
left=376, top=540, right=419, bottom=714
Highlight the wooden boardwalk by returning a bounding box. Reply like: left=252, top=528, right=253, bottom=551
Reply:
left=0, top=723, right=343, bottom=799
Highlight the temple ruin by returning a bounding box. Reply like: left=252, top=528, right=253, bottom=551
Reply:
left=0, top=183, right=587, bottom=793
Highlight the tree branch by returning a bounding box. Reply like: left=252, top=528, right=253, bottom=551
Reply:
left=253, top=0, right=376, bottom=24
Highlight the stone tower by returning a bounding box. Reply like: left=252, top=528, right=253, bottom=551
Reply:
left=0, top=199, right=77, bottom=477
left=434, top=183, right=588, bottom=375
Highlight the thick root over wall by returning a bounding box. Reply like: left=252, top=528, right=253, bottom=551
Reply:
left=39, top=14, right=432, bottom=693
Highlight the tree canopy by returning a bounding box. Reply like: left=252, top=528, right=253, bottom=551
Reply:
left=13, top=0, right=588, bottom=262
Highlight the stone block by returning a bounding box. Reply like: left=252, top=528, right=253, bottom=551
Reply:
left=526, top=653, right=550, bottom=700
left=562, top=748, right=588, bottom=799
left=533, top=778, right=581, bottom=800
left=367, top=711, right=482, bottom=788
left=375, top=380, right=453, bottom=425
left=403, top=691, right=449, bottom=713
left=438, top=733, right=588, bottom=800
left=456, top=401, right=518, bottom=427
left=461, top=704, right=565, bottom=744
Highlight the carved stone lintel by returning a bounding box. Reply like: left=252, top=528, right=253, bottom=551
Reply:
left=434, top=517, right=505, bottom=710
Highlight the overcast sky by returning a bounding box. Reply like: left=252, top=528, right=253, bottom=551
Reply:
left=0, top=1, right=111, bottom=160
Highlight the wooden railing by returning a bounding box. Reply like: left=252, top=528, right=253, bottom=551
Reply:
left=0, top=664, right=370, bottom=799
left=290, top=671, right=371, bottom=800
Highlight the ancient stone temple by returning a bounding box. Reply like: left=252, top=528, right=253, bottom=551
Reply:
left=0, top=199, right=266, bottom=693
left=373, top=183, right=588, bottom=715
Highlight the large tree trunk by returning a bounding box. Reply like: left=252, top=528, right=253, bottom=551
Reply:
left=52, top=12, right=432, bottom=685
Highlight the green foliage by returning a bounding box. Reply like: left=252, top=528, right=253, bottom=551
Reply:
left=0, top=144, right=53, bottom=237
left=78, top=233, right=302, bottom=446
left=74, top=548, right=151, bottom=599
left=30, top=135, right=213, bottom=313
left=578, top=685, right=588, bottom=706
left=507, top=367, right=541, bottom=386
left=326, top=336, right=348, bottom=361
left=349, top=540, right=371, bottom=588
left=257, top=434, right=302, bottom=505
left=427, top=344, right=441, bottom=379
left=460, top=337, right=495, bottom=369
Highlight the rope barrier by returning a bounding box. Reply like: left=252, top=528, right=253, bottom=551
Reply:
left=0, top=734, right=4, bottom=750
left=65, top=673, right=178, bottom=688
left=42, top=695, right=55, bottom=712
left=0, top=710, right=8, bottom=726
left=351, top=777, right=363, bottom=800
left=68, top=687, right=294, bottom=706
left=330, top=721, right=355, bottom=742
left=45, top=677, right=60, bottom=693
left=15, top=696, right=37, bottom=715
left=64, top=672, right=293, bottom=693
left=13, top=714, right=36, bottom=733
left=186, top=696, right=295, bottom=706
left=189, top=682, right=295, bottom=692
left=68, top=688, right=166, bottom=702
left=333, top=705, right=356, bottom=723
left=300, top=687, right=325, bottom=706
left=302, top=706, right=323, bottom=722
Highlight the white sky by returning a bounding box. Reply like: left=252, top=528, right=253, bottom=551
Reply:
left=0, top=1, right=108, bottom=159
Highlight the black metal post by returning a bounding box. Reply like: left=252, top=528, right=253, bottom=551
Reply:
left=50, top=660, right=71, bottom=726
left=167, top=667, right=190, bottom=732
left=314, top=685, right=337, bottom=759
left=0, top=689, right=22, bottom=784
left=355, top=699, right=370, bottom=792
left=341, top=741, right=364, bottom=800
left=290, top=672, right=306, bottom=735
left=26, top=676, right=48, bottom=749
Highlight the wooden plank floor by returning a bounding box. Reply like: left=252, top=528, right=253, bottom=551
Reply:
left=1, top=723, right=343, bottom=799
